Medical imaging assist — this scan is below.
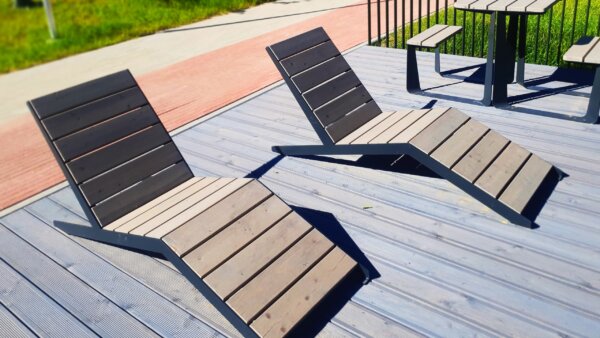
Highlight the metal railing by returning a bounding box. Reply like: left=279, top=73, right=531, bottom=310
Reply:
left=367, top=0, right=600, bottom=67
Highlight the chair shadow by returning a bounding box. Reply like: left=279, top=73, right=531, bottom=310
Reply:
left=298, top=154, right=441, bottom=179
left=525, top=168, right=566, bottom=228
left=287, top=206, right=378, bottom=336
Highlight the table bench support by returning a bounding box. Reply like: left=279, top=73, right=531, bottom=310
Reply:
left=517, top=15, right=528, bottom=85
left=407, top=45, right=421, bottom=92
left=587, top=66, right=600, bottom=123
left=435, top=47, right=441, bottom=73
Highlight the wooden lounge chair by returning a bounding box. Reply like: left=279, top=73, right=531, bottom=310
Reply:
left=266, top=27, right=561, bottom=228
left=28, top=70, right=363, bottom=338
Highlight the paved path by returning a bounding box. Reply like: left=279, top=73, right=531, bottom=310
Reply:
left=0, top=0, right=448, bottom=211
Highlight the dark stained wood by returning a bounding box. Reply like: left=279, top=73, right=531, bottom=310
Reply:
left=227, top=229, right=334, bottom=323
left=325, top=101, right=382, bottom=142
left=163, top=181, right=273, bottom=256
left=303, top=71, right=362, bottom=109
left=431, top=120, right=489, bottom=168
left=29, top=70, right=136, bottom=119
left=54, top=105, right=159, bottom=161
left=291, top=55, right=351, bottom=93
left=182, top=196, right=292, bottom=278
left=313, top=85, right=375, bottom=127
left=92, top=161, right=191, bottom=227
left=79, top=143, right=185, bottom=206
left=452, top=130, right=510, bottom=182
left=499, top=154, right=553, bottom=213
left=409, top=108, right=470, bottom=154
left=66, top=124, right=171, bottom=183
left=475, top=142, right=531, bottom=198
left=268, top=27, right=330, bottom=60
left=41, top=87, right=148, bottom=140
left=250, top=247, right=357, bottom=338
left=280, top=41, right=340, bottom=76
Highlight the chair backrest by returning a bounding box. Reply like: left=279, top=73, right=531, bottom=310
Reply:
left=267, top=27, right=383, bottom=144
left=28, top=70, right=194, bottom=228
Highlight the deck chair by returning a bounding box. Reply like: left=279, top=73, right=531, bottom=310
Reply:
left=266, top=27, right=561, bottom=228
left=28, top=70, right=363, bottom=338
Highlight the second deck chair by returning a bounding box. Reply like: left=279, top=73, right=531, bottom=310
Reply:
left=266, top=27, right=561, bottom=228
left=28, top=70, right=363, bottom=338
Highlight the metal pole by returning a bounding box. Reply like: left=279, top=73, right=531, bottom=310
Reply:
left=43, top=0, right=56, bottom=39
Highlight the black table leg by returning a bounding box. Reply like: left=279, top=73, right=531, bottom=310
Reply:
left=506, top=14, right=519, bottom=83
left=493, top=13, right=509, bottom=105
left=482, top=12, right=497, bottom=106
left=516, top=14, right=528, bottom=85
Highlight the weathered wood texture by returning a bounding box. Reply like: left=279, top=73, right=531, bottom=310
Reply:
left=455, top=0, right=560, bottom=13
left=563, top=36, right=600, bottom=65
left=407, top=25, right=463, bottom=48
left=4, top=46, right=600, bottom=338
left=28, top=70, right=193, bottom=227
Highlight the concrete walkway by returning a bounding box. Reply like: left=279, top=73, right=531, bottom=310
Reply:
left=0, top=0, right=358, bottom=124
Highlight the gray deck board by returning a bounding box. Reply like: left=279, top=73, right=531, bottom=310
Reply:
left=0, top=303, right=34, bottom=338
left=2, top=46, right=600, bottom=337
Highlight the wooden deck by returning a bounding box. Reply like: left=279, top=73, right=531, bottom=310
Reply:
left=1, top=46, right=599, bottom=337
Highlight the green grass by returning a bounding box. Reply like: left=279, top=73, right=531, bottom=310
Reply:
left=378, top=0, right=600, bottom=67
left=0, top=0, right=272, bottom=73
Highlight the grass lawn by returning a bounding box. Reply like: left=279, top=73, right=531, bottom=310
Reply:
left=0, top=0, right=271, bottom=73
left=378, top=0, right=600, bottom=67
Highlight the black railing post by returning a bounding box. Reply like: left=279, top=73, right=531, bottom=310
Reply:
left=402, top=0, right=406, bottom=48
left=557, top=0, right=566, bottom=65
left=368, top=0, right=372, bottom=45
left=534, top=16, right=541, bottom=63
left=583, top=0, right=591, bottom=35
left=377, top=0, right=381, bottom=45
left=545, top=7, right=553, bottom=65
left=394, top=0, right=398, bottom=48
left=570, top=0, right=579, bottom=45
left=386, top=0, right=390, bottom=47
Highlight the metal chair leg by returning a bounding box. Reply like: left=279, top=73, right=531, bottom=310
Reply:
left=516, top=14, right=527, bottom=86
left=407, top=45, right=421, bottom=92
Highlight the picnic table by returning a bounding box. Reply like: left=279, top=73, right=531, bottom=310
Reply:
left=454, top=0, right=560, bottom=106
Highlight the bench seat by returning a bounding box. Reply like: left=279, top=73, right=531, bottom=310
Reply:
left=563, top=36, right=600, bottom=123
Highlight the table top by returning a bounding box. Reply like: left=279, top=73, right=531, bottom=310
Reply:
left=454, top=0, right=559, bottom=14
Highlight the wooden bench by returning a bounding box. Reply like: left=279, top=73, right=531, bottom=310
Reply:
left=28, top=70, right=363, bottom=338
left=406, top=24, right=463, bottom=92
left=267, top=27, right=560, bottom=228
left=563, top=36, right=600, bottom=123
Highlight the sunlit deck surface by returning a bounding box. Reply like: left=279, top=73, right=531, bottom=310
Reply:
left=1, top=46, right=599, bottom=337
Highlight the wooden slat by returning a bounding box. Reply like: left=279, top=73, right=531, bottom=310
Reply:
left=79, top=143, right=184, bottom=206
left=431, top=120, right=489, bottom=168
left=336, top=110, right=395, bottom=145
left=475, top=142, right=531, bottom=198
left=407, top=25, right=449, bottom=46
left=314, top=85, right=374, bottom=127
left=268, top=27, right=330, bottom=60
left=390, top=108, right=449, bottom=144
left=291, top=56, right=351, bottom=92
left=40, top=87, right=148, bottom=140
left=409, top=108, right=470, bottom=154
left=204, top=213, right=312, bottom=299
left=453, top=0, right=480, bottom=9
left=303, top=71, right=362, bottom=109
left=526, top=0, right=559, bottom=13
left=66, top=124, right=171, bottom=183
left=183, top=196, right=291, bottom=278
left=369, top=109, right=430, bottom=144
left=145, top=179, right=251, bottom=239
left=506, top=0, right=543, bottom=12
left=466, top=0, right=499, bottom=10
left=420, top=26, right=462, bottom=48
left=564, top=37, right=598, bottom=63
left=29, top=70, right=136, bottom=119
left=228, top=229, right=334, bottom=323
left=352, top=110, right=413, bottom=145
left=103, top=178, right=199, bottom=231
left=325, top=101, right=382, bottom=143
left=92, top=162, right=191, bottom=227
left=280, top=41, right=340, bottom=77
left=488, top=0, right=522, bottom=11
left=111, top=177, right=218, bottom=233
left=127, top=177, right=232, bottom=235
left=54, top=105, right=159, bottom=161
left=164, top=181, right=273, bottom=256
left=452, top=130, right=510, bottom=182
left=584, top=39, right=600, bottom=64
left=250, top=247, right=356, bottom=338
left=499, top=155, right=553, bottom=213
